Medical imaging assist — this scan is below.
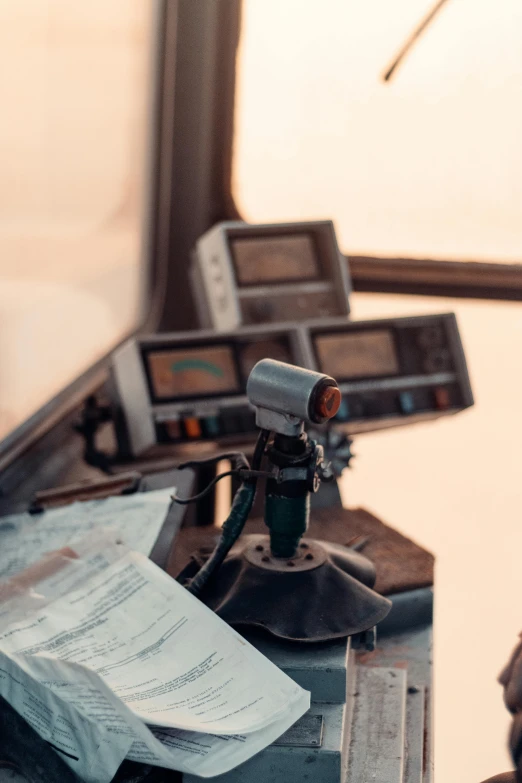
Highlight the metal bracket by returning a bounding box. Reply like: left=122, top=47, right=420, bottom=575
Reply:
left=272, top=712, right=324, bottom=748
left=255, top=407, right=304, bottom=437
left=244, top=535, right=327, bottom=572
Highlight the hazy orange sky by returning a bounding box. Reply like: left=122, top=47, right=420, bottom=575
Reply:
left=235, top=0, right=522, bottom=262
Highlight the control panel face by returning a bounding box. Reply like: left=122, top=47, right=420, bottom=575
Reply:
left=120, top=329, right=300, bottom=452
left=110, top=314, right=473, bottom=457
left=145, top=346, right=241, bottom=402
left=310, top=317, right=471, bottom=430
left=191, top=220, right=351, bottom=331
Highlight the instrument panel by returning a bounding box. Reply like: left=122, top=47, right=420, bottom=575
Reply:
left=110, top=314, right=473, bottom=458
left=309, top=317, right=470, bottom=432
left=191, top=220, right=351, bottom=331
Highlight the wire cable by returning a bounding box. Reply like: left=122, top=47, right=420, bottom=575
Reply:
left=186, top=429, right=270, bottom=597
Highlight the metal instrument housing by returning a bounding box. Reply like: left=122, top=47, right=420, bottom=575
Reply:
left=246, top=359, right=338, bottom=437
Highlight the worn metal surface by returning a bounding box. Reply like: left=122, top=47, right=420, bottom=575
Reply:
left=404, top=686, right=425, bottom=783
left=377, top=587, right=433, bottom=636
left=242, top=630, right=351, bottom=704
left=183, top=703, right=347, bottom=783
left=357, top=625, right=432, bottom=708
left=356, top=625, right=433, bottom=783
left=345, top=666, right=407, bottom=783
left=183, top=628, right=432, bottom=782
left=273, top=712, right=324, bottom=748
left=180, top=615, right=433, bottom=783
left=142, top=469, right=195, bottom=570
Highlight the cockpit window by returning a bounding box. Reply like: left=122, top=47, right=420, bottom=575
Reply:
left=0, top=1, right=155, bottom=442
left=233, top=0, right=522, bottom=263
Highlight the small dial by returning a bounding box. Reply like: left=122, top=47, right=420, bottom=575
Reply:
left=416, top=326, right=445, bottom=349
left=423, top=349, right=451, bottom=373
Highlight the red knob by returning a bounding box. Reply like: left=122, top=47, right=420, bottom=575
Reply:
left=314, top=385, right=341, bottom=420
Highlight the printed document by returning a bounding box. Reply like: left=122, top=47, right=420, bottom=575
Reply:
left=0, top=487, right=175, bottom=580
left=0, top=535, right=310, bottom=780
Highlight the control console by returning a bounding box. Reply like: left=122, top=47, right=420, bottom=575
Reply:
left=109, top=314, right=472, bottom=457
left=310, top=314, right=472, bottom=432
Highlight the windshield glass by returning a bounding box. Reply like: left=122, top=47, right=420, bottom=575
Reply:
left=233, top=0, right=522, bottom=262
left=0, top=0, right=155, bottom=441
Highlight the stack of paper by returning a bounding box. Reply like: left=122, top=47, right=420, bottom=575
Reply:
left=0, top=487, right=178, bottom=581
left=0, top=504, right=310, bottom=781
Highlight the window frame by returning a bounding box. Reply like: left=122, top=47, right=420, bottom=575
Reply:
left=349, top=256, right=522, bottom=301
left=154, top=0, right=242, bottom=333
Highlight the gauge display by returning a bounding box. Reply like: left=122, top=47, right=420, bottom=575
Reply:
left=231, top=234, right=319, bottom=285
left=314, top=330, right=399, bottom=379
left=146, top=346, right=240, bottom=401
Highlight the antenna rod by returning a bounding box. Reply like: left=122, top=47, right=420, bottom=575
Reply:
left=383, top=0, right=451, bottom=82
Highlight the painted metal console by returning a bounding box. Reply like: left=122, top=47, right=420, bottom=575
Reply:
left=183, top=596, right=432, bottom=783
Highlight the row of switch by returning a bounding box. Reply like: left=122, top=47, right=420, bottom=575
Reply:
left=401, top=387, right=452, bottom=412
left=160, top=408, right=257, bottom=442
left=334, top=386, right=453, bottom=422
left=158, top=387, right=454, bottom=443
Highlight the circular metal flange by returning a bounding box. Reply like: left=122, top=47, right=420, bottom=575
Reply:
left=244, top=535, right=327, bottom=572
left=0, top=763, right=32, bottom=782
